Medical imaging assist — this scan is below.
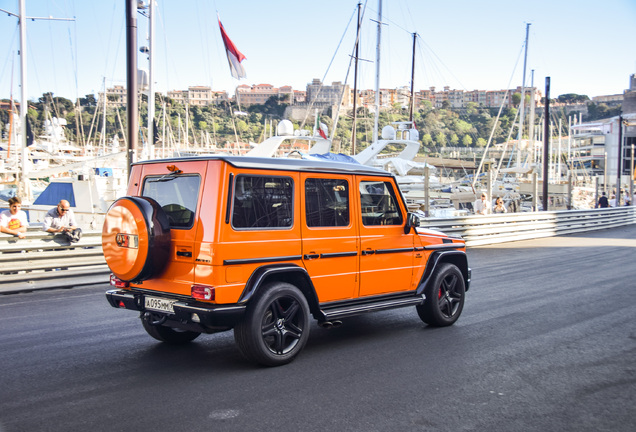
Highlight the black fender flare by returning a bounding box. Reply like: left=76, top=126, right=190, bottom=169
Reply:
left=238, top=263, right=322, bottom=317
left=416, top=250, right=471, bottom=295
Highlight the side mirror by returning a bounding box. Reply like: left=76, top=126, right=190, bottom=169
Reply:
left=404, top=212, right=421, bottom=234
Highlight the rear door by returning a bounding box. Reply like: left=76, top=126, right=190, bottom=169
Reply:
left=300, top=174, right=359, bottom=302
left=356, top=177, right=415, bottom=297
left=136, top=161, right=206, bottom=295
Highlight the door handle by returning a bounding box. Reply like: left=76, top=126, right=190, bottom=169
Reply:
left=303, top=254, right=320, bottom=260
left=361, top=249, right=375, bottom=256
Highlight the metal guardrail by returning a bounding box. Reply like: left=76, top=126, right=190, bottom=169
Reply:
left=1, top=207, right=634, bottom=294
left=423, top=207, right=636, bottom=246
left=0, top=230, right=108, bottom=294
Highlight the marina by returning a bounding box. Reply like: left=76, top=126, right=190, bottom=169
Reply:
left=1, top=1, right=635, bottom=226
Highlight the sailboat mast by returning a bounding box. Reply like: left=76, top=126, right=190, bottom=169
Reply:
left=18, top=0, right=28, bottom=198
left=351, top=2, right=361, bottom=155
left=372, top=0, right=382, bottom=144
left=147, top=0, right=155, bottom=160
left=409, top=32, right=417, bottom=123
left=517, top=23, right=530, bottom=166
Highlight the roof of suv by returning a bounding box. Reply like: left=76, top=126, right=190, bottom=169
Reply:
left=133, top=155, right=393, bottom=177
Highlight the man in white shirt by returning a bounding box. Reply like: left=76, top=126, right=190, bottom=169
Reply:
left=43, top=200, right=82, bottom=242
left=0, top=196, right=29, bottom=239
left=473, top=193, right=491, bottom=215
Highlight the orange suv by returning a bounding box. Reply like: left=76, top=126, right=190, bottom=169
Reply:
left=103, top=156, right=470, bottom=366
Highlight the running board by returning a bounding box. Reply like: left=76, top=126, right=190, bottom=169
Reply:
left=321, top=294, right=425, bottom=321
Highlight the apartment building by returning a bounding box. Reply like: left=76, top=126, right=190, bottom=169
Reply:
left=306, top=79, right=350, bottom=107
left=98, top=85, right=127, bottom=108
left=167, top=86, right=228, bottom=106
left=235, top=83, right=297, bottom=107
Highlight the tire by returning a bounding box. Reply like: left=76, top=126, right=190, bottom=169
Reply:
left=417, top=263, right=465, bottom=327
left=234, top=282, right=310, bottom=367
left=102, top=196, right=171, bottom=281
left=141, top=315, right=201, bottom=344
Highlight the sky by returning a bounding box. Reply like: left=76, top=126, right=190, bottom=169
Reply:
left=1, top=0, right=635, bottom=104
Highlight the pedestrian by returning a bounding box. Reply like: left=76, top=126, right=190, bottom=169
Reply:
left=609, top=194, right=617, bottom=208
left=493, top=197, right=507, bottom=214
left=0, top=196, right=29, bottom=239
left=596, top=192, right=609, bottom=208
left=43, top=199, right=82, bottom=242
left=473, top=193, right=491, bottom=215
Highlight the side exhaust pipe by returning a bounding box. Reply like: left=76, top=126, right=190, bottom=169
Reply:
left=318, top=320, right=342, bottom=329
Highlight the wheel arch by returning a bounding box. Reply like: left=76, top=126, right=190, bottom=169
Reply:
left=417, top=250, right=470, bottom=295
left=238, top=264, right=323, bottom=319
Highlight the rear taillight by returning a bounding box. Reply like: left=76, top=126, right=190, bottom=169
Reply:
left=191, top=284, right=214, bottom=301
left=110, top=274, right=129, bottom=288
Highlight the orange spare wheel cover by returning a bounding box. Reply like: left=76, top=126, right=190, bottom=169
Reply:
left=102, top=197, right=171, bottom=282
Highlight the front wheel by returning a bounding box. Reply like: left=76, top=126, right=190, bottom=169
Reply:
left=417, top=263, right=465, bottom=326
left=234, top=282, right=310, bottom=367
left=141, top=316, right=201, bottom=344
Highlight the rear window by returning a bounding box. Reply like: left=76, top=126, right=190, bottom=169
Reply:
left=231, top=175, right=293, bottom=229
left=142, top=174, right=201, bottom=228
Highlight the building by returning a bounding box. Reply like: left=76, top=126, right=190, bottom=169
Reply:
left=570, top=112, right=636, bottom=188
left=235, top=83, right=295, bottom=107
left=167, top=86, right=228, bottom=106
left=98, top=85, right=127, bottom=108
left=306, top=79, right=350, bottom=107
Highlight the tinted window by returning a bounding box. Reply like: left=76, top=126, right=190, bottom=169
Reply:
left=142, top=174, right=200, bottom=228
left=305, top=178, right=350, bottom=227
left=359, top=181, right=403, bottom=226
left=232, top=175, right=293, bottom=229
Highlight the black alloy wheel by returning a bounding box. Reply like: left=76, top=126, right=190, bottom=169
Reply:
left=417, top=262, right=465, bottom=326
left=234, top=282, right=310, bottom=367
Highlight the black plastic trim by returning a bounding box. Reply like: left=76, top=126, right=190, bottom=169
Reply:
left=374, top=247, right=415, bottom=255
left=320, top=251, right=358, bottom=258
left=423, top=243, right=466, bottom=250
left=223, top=255, right=302, bottom=266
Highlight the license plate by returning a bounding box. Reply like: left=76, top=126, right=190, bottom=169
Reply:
left=144, top=296, right=176, bottom=314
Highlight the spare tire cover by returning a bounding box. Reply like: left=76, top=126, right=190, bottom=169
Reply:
left=102, top=196, right=171, bottom=282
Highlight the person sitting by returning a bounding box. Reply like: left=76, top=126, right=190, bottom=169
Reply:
left=473, top=193, right=491, bottom=215
left=493, top=197, right=507, bottom=214
left=43, top=199, right=82, bottom=243
left=0, top=196, right=29, bottom=239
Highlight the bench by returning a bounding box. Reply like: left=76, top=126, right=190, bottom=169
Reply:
left=0, top=228, right=110, bottom=294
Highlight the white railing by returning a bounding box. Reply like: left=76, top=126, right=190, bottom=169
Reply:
left=422, top=207, right=636, bottom=246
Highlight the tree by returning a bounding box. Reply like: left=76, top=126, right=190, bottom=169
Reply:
left=435, top=132, right=447, bottom=146
left=462, top=134, right=473, bottom=146
left=450, top=133, right=459, bottom=146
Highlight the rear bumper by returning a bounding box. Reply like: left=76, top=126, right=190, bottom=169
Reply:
left=105, top=289, right=246, bottom=331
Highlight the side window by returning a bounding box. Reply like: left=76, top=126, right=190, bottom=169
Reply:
left=359, top=180, right=404, bottom=226
left=305, top=178, right=350, bottom=227
left=142, top=174, right=200, bottom=228
left=232, top=175, right=293, bottom=229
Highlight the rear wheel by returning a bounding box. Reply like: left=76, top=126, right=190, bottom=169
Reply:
left=141, top=315, right=200, bottom=344
left=417, top=263, right=465, bottom=326
left=234, top=282, right=310, bottom=367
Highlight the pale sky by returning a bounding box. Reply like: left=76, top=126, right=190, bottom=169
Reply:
left=1, top=0, right=635, bottom=103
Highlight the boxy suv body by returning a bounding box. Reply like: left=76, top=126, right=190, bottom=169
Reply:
left=103, top=156, right=470, bottom=366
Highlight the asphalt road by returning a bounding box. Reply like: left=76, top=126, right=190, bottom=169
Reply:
left=1, top=225, right=635, bottom=432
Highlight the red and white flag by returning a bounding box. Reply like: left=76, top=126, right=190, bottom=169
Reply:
left=218, top=16, right=246, bottom=79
